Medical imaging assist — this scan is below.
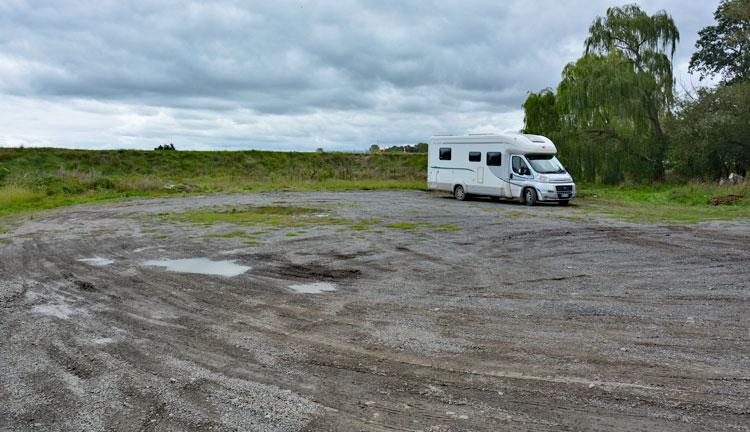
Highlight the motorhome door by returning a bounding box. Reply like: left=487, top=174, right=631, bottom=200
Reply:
left=510, top=155, right=532, bottom=197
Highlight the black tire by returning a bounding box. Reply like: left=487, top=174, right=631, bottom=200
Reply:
left=453, top=185, right=466, bottom=201
left=559, top=200, right=569, bottom=206
left=524, top=188, right=537, bottom=206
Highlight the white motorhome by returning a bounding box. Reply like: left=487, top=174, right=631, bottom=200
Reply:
left=427, top=133, right=576, bottom=205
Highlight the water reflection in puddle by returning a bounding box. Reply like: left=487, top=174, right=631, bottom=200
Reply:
left=143, top=258, right=250, bottom=277
left=77, top=257, right=114, bottom=266
left=32, top=304, right=74, bottom=319
left=288, top=282, right=336, bottom=294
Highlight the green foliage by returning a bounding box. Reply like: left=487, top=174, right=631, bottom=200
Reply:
left=668, top=81, right=750, bottom=178
left=690, top=0, right=750, bottom=84
left=0, top=148, right=426, bottom=183
left=579, top=182, right=750, bottom=223
left=523, top=4, right=680, bottom=183
left=585, top=4, right=679, bottom=97
left=522, top=89, right=558, bottom=137
left=0, top=165, right=9, bottom=184
left=557, top=53, right=668, bottom=183
left=670, top=0, right=749, bottom=179
left=0, top=148, right=426, bottom=218
left=582, top=4, right=679, bottom=181
left=380, top=143, right=428, bottom=153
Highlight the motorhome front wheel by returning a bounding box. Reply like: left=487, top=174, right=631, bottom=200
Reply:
left=524, top=188, right=537, bottom=206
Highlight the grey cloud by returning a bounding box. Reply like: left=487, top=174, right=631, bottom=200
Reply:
left=0, top=0, right=719, bottom=150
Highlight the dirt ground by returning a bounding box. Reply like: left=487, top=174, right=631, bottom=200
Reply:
left=1, top=190, right=749, bottom=431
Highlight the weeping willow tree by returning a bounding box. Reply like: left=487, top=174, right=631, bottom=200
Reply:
left=584, top=4, right=679, bottom=181
left=524, top=4, right=680, bottom=183
left=522, top=89, right=559, bottom=136
left=522, top=89, right=585, bottom=180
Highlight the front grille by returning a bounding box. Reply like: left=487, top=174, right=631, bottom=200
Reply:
left=555, top=185, right=573, bottom=192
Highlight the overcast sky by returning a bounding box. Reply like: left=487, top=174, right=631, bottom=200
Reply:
left=0, top=0, right=719, bottom=151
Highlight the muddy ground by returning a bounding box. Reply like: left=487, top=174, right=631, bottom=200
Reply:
left=1, top=190, right=749, bottom=431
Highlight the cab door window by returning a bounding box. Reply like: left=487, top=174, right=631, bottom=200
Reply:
left=512, top=156, right=531, bottom=176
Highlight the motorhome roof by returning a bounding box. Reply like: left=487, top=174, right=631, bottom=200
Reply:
left=431, top=133, right=551, bottom=143
left=430, top=133, right=557, bottom=154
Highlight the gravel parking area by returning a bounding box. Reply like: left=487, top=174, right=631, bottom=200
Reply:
left=1, top=190, right=749, bottom=431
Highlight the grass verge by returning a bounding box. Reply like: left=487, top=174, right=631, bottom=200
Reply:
left=0, top=148, right=426, bottom=219
left=577, top=183, right=750, bottom=223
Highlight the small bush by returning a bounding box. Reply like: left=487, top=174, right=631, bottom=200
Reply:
left=87, top=177, right=116, bottom=190
left=0, top=165, right=9, bottom=184
left=32, top=176, right=84, bottom=195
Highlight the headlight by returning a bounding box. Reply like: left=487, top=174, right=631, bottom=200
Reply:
left=538, top=175, right=549, bottom=183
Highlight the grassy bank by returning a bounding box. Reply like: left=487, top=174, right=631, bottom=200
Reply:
left=0, top=148, right=747, bottom=224
left=0, top=148, right=426, bottom=218
left=577, top=183, right=750, bottom=223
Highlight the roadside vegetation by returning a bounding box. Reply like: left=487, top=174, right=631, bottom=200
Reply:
left=0, top=148, right=425, bottom=218
left=579, top=183, right=750, bottom=223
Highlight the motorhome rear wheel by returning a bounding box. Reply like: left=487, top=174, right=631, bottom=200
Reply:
left=453, top=185, right=466, bottom=201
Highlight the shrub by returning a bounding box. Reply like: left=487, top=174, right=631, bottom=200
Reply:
left=0, top=165, right=9, bottom=184
left=32, top=176, right=85, bottom=195
left=87, top=177, right=116, bottom=190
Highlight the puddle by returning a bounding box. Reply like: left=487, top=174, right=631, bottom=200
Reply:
left=143, top=258, right=250, bottom=277
left=32, top=304, right=74, bottom=319
left=288, top=282, right=336, bottom=294
left=77, top=257, right=114, bottom=266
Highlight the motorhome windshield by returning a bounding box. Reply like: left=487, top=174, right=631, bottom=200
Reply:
left=526, top=155, right=566, bottom=174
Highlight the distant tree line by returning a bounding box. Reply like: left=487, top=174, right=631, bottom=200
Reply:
left=155, top=143, right=176, bottom=151
left=523, top=1, right=749, bottom=183
left=369, top=143, right=428, bottom=153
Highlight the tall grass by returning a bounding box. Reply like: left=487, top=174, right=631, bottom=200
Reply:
left=0, top=148, right=427, bottom=218
left=578, top=182, right=750, bottom=223
left=0, top=185, right=45, bottom=208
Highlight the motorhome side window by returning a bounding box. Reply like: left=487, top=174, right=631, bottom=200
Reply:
left=439, top=148, right=452, bottom=161
left=486, top=152, right=501, bottom=166
left=468, top=152, right=481, bottom=162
